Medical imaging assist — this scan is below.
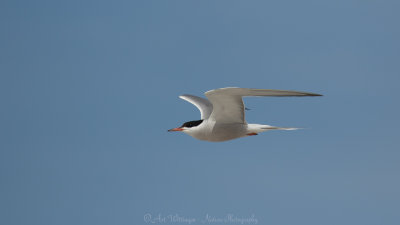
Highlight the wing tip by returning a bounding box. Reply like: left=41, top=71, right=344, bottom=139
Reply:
left=306, top=93, right=323, bottom=97
left=179, top=94, right=192, bottom=99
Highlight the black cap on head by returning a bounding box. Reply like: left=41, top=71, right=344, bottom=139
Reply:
left=181, top=119, right=203, bottom=128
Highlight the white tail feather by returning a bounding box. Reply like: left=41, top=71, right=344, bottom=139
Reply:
left=247, top=124, right=301, bottom=133
left=262, top=126, right=300, bottom=130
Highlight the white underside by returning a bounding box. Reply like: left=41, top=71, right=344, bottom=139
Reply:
left=182, top=120, right=298, bottom=142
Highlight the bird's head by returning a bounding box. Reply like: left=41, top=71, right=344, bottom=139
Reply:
left=168, top=119, right=204, bottom=133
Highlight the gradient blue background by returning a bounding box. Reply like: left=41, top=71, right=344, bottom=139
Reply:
left=1, top=0, right=399, bottom=225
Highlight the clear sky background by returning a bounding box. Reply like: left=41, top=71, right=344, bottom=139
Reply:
left=1, top=0, right=399, bottom=225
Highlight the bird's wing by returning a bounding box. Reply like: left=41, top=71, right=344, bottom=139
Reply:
left=179, top=95, right=213, bottom=119
left=205, top=87, right=322, bottom=124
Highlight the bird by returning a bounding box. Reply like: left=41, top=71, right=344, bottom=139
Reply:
left=168, top=87, right=322, bottom=142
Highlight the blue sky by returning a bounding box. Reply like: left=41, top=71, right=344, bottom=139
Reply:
left=1, top=0, right=399, bottom=225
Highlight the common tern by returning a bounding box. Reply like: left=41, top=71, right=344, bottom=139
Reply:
left=168, top=87, right=322, bottom=142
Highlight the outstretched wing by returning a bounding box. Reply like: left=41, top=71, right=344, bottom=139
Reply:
left=205, top=87, right=322, bottom=124
left=179, top=95, right=213, bottom=119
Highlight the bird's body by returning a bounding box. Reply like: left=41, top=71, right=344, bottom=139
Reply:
left=169, top=87, right=322, bottom=142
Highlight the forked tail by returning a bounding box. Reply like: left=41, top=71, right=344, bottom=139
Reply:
left=262, top=126, right=300, bottom=131
left=247, top=124, right=301, bottom=133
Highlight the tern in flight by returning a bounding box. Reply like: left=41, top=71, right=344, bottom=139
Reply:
left=168, top=87, right=322, bottom=142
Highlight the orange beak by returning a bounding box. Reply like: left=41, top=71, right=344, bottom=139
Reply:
left=168, top=127, right=184, bottom=132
